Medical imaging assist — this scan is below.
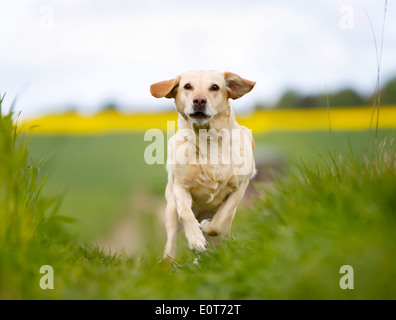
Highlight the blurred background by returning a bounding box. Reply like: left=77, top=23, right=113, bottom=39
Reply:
left=1, top=0, right=396, bottom=117
left=1, top=0, right=396, bottom=261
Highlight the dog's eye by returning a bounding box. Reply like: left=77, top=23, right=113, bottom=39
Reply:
left=210, top=84, right=220, bottom=91
left=184, top=83, right=192, bottom=90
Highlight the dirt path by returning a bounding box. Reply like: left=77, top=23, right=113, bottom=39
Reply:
left=97, top=189, right=166, bottom=256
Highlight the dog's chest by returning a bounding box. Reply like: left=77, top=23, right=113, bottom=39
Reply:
left=169, top=127, right=252, bottom=210
left=188, top=163, right=239, bottom=210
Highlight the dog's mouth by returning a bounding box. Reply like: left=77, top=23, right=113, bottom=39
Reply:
left=188, top=111, right=211, bottom=122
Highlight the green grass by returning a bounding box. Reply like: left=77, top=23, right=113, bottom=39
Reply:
left=27, top=129, right=395, bottom=240
left=2, top=97, right=396, bottom=299
left=0, top=98, right=66, bottom=299
left=28, top=134, right=167, bottom=240
left=254, top=129, right=395, bottom=165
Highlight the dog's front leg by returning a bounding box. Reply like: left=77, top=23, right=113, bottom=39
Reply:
left=173, top=184, right=207, bottom=251
left=201, top=180, right=249, bottom=236
left=163, top=193, right=181, bottom=260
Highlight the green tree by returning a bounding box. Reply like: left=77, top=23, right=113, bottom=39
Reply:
left=328, top=88, right=365, bottom=107
left=275, top=90, right=302, bottom=109
left=100, top=102, right=119, bottom=113
left=380, top=77, right=396, bottom=105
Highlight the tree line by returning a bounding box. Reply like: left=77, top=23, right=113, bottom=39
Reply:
left=256, top=76, right=396, bottom=110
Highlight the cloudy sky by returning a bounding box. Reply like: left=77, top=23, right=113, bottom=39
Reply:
left=0, top=0, right=395, bottom=118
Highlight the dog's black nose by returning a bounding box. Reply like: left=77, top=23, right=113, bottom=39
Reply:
left=193, top=96, right=207, bottom=111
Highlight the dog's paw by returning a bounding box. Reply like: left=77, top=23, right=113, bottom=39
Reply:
left=201, top=219, right=220, bottom=236
left=184, top=223, right=207, bottom=251
left=200, top=219, right=211, bottom=233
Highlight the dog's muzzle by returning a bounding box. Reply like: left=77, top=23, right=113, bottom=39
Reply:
left=189, top=96, right=211, bottom=122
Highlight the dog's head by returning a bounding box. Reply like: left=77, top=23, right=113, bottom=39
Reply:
left=150, top=70, right=255, bottom=125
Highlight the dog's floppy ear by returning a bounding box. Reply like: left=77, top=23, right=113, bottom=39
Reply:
left=150, top=76, right=181, bottom=99
left=224, top=72, right=256, bottom=100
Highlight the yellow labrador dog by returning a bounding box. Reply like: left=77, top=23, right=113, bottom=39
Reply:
left=150, top=70, right=256, bottom=260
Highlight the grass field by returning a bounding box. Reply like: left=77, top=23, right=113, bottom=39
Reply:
left=2, top=102, right=396, bottom=299
left=27, top=129, right=395, bottom=241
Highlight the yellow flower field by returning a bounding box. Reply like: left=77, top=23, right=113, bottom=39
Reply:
left=20, top=106, right=396, bottom=135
